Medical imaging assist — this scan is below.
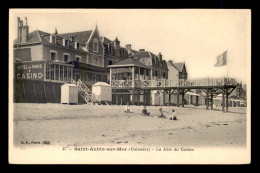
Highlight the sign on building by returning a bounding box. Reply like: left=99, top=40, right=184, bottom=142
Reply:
left=15, top=62, right=45, bottom=80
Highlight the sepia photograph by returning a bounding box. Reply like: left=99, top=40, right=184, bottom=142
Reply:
left=9, top=9, right=251, bottom=164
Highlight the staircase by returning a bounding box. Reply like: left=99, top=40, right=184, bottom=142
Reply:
left=71, top=79, right=92, bottom=103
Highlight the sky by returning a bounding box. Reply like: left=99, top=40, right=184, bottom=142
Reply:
left=10, top=9, right=250, bottom=83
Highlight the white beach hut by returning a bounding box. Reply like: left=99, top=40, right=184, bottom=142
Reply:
left=92, top=82, right=112, bottom=105
left=61, top=83, right=78, bottom=104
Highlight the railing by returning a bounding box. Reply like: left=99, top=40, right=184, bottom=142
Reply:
left=71, top=79, right=92, bottom=102
left=111, top=80, right=132, bottom=87
left=111, top=78, right=236, bottom=88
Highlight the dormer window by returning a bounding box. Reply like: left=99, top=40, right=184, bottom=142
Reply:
left=50, top=35, right=56, bottom=44
left=75, top=42, right=80, bottom=49
left=63, top=39, right=69, bottom=47
left=93, top=38, right=99, bottom=53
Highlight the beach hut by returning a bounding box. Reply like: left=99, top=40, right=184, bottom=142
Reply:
left=151, top=90, right=164, bottom=106
left=92, top=82, right=112, bottom=105
left=61, top=83, right=78, bottom=104
left=185, top=92, right=200, bottom=106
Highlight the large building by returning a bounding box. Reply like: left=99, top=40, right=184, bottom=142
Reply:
left=13, top=17, right=170, bottom=104
left=133, top=49, right=168, bottom=79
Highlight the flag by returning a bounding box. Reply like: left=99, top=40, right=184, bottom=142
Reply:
left=214, top=50, right=227, bottom=67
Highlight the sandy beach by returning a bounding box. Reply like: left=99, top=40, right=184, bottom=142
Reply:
left=12, top=103, right=247, bottom=149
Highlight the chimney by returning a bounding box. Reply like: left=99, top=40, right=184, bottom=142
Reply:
left=125, top=44, right=132, bottom=54
left=19, top=17, right=29, bottom=43
left=17, top=17, right=20, bottom=48
left=125, top=44, right=131, bottom=50
left=158, top=52, right=162, bottom=60
left=168, top=60, right=173, bottom=65
left=114, top=37, right=120, bottom=49
left=139, top=49, right=145, bottom=52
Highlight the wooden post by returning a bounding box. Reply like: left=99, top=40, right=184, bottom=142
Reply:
left=150, top=69, right=153, bottom=80
left=226, top=92, right=229, bottom=112
left=132, top=67, right=135, bottom=87
left=144, top=69, right=146, bottom=80
left=138, top=67, right=140, bottom=80
left=33, top=82, right=37, bottom=103
left=211, top=92, right=213, bottom=110
left=222, top=88, right=225, bottom=112
left=131, top=66, right=135, bottom=105
left=138, top=90, right=140, bottom=106
left=116, top=94, right=118, bottom=105
left=143, top=90, right=146, bottom=106
left=206, top=88, right=209, bottom=110
left=169, top=90, right=171, bottom=105
left=53, top=85, right=56, bottom=103
left=132, top=89, right=135, bottom=105
left=182, top=90, right=184, bottom=107
left=109, top=68, right=112, bottom=86
left=22, top=82, right=27, bottom=103
left=43, top=84, right=47, bottom=103
left=163, top=90, right=166, bottom=106
left=177, top=88, right=180, bottom=107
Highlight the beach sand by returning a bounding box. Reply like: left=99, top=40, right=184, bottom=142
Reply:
left=12, top=103, right=247, bottom=148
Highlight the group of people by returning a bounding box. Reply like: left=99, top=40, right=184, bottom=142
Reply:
left=124, top=102, right=177, bottom=120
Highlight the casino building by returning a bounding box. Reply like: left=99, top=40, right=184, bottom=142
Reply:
left=13, top=17, right=169, bottom=104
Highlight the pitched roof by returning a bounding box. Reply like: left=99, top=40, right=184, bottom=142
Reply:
left=69, top=61, right=109, bottom=72
left=172, top=62, right=185, bottom=72
left=58, top=30, right=92, bottom=46
left=101, top=36, right=113, bottom=44
left=92, top=82, right=110, bottom=86
left=132, top=51, right=151, bottom=59
left=14, top=30, right=45, bottom=45
left=108, top=58, right=151, bottom=69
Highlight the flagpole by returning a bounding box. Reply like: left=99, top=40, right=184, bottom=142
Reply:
left=226, top=49, right=228, bottom=83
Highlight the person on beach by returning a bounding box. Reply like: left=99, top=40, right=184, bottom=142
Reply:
left=124, top=102, right=131, bottom=118
left=125, top=102, right=131, bottom=113
left=142, top=106, right=150, bottom=116
left=169, top=109, right=177, bottom=120
left=158, top=108, right=166, bottom=118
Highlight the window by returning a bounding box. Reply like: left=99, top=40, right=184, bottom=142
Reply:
left=55, top=64, right=59, bottom=80
left=60, top=66, right=64, bottom=81
left=67, top=67, right=71, bottom=82
left=95, top=58, right=98, bottom=66
left=75, top=56, right=81, bottom=62
left=50, top=51, right=57, bottom=61
left=85, top=73, right=89, bottom=81
left=50, top=64, right=55, bottom=80
left=63, top=39, right=69, bottom=47
left=63, top=53, right=70, bottom=62
left=93, top=42, right=98, bottom=52
left=86, top=55, right=89, bottom=64
left=163, top=72, right=166, bottom=78
left=64, top=67, right=67, bottom=81
left=75, top=42, right=80, bottom=49
left=93, top=38, right=99, bottom=52
left=46, top=63, right=50, bottom=79
left=50, top=35, right=56, bottom=44
left=108, top=60, right=113, bottom=65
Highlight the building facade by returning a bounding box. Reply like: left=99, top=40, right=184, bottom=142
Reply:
left=13, top=17, right=170, bottom=105
left=167, top=60, right=188, bottom=81
left=133, top=49, right=168, bottom=80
